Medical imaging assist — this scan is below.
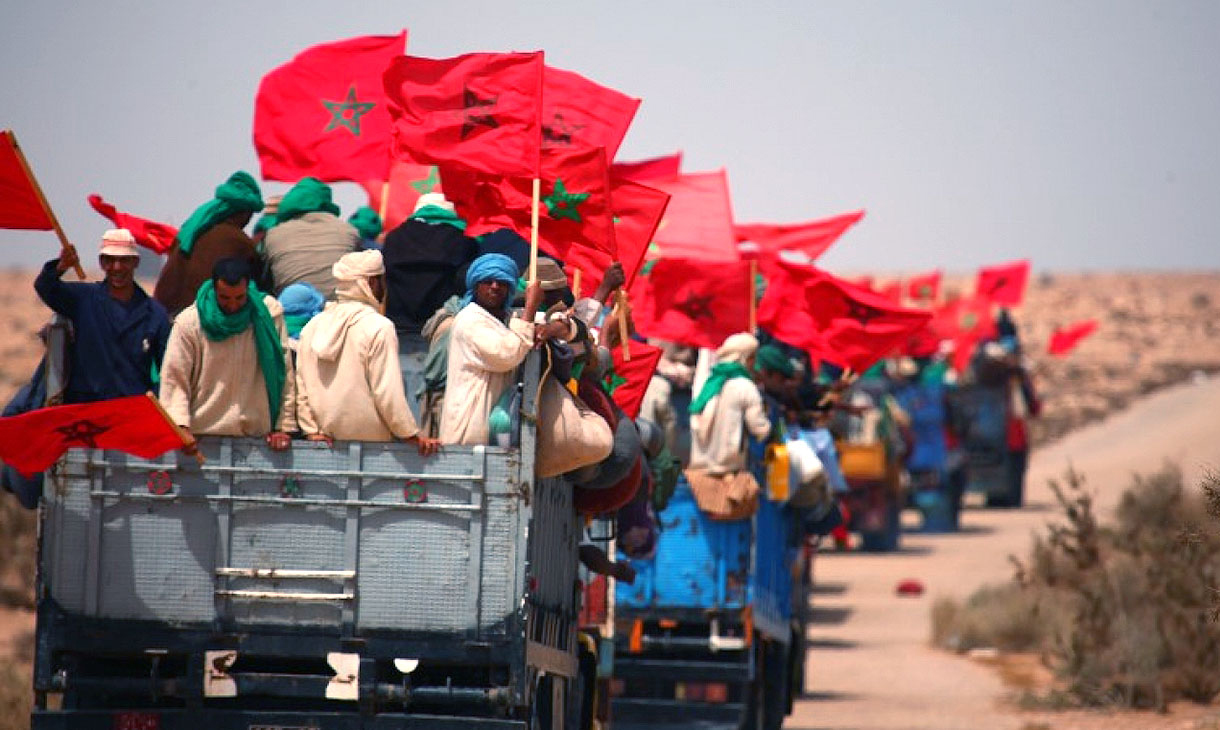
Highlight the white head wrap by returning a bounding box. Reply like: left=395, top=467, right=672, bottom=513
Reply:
left=715, top=333, right=759, bottom=365
left=332, top=250, right=385, bottom=308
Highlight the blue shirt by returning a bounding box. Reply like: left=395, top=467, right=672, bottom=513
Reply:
left=34, top=259, right=171, bottom=404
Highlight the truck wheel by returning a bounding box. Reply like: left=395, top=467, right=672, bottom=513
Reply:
left=860, top=496, right=902, bottom=552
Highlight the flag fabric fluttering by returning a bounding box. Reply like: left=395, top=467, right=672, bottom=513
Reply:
left=384, top=51, right=545, bottom=178
left=542, top=65, right=639, bottom=161
left=359, top=161, right=442, bottom=232
left=906, top=270, right=942, bottom=302
left=0, top=395, right=186, bottom=477
left=645, top=170, right=739, bottom=263
left=606, top=178, right=670, bottom=293
left=606, top=341, right=663, bottom=419
left=1048, top=319, right=1099, bottom=356
left=632, top=259, right=752, bottom=350
left=611, top=152, right=682, bottom=182
left=878, top=281, right=904, bottom=304
left=254, top=32, right=406, bottom=183
left=0, top=130, right=53, bottom=230
left=87, top=195, right=178, bottom=254
left=734, top=209, right=865, bottom=263
left=927, top=296, right=998, bottom=372
left=975, top=259, right=1030, bottom=307
left=758, top=261, right=933, bottom=373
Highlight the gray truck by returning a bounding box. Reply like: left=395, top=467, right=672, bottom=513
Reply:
left=30, top=352, right=590, bottom=729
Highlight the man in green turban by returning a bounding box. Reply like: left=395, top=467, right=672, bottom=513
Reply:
left=160, top=257, right=296, bottom=449
left=263, top=177, right=361, bottom=297
left=755, top=343, right=796, bottom=401
left=348, top=206, right=383, bottom=250
left=153, top=171, right=265, bottom=317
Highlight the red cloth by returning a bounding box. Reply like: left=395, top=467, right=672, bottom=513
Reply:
left=632, top=259, right=752, bottom=350
left=607, top=341, right=663, bottom=420
left=975, top=259, right=1030, bottom=307
left=359, top=161, right=442, bottom=232
left=927, top=297, right=998, bottom=372
left=1005, top=417, right=1028, bottom=451
left=87, top=195, right=178, bottom=254
left=0, top=130, right=53, bottom=230
left=0, top=395, right=184, bottom=476
left=877, top=281, right=903, bottom=304
left=254, top=33, right=406, bottom=183
left=906, top=270, right=942, bottom=302
left=645, top=171, right=739, bottom=263
left=384, top=51, right=544, bottom=178
left=611, top=152, right=682, bottom=181
left=441, top=145, right=616, bottom=279
left=758, top=260, right=932, bottom=373
left=1048, top=319, right=1099, bottom=356
left=543, top=65, right=639, bottom=161
left=734, top=209, right=864, bottom=262
left=559, top=177, right=670, bottom=298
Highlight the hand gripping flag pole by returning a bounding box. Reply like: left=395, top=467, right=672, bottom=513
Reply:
left=144, top=392, right=206, bottom=466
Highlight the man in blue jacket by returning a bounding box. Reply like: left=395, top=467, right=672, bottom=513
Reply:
left=2, top=229, right=171, bottom=507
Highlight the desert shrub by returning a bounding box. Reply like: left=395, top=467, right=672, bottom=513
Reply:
left=0, top=493, right=36, bottom=609
left=0, top=661, right=31, bottom=730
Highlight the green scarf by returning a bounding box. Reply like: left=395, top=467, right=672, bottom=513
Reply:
left=176, top=171, right=264, bottom=256
left=348, top=206, right=383, bottom=240
left=284, top=313, right=312, bottom=339
left=276, top=177, right=341, bottom=223
left=411, top=204, right=467, bottom=231
left=195, top=280, right=286, bottom=426
left=689, top=362, right=752, bottom=415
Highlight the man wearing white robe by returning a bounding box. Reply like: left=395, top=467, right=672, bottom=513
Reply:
left=688, top=333, right=772, bottom=475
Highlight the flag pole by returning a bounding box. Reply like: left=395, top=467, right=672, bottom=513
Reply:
left=5, top=131, right=86, bottom=280
left=378, top=180, right=391, bottom=223
left=529, top=177, right=540, bottom=283
left=749, top=259, right=758, bottom=332
left=572, top=269, right=582, bottom=300
left=616, top=290, right=631, bottom=361
left=144, top=392, right=206, bottom=466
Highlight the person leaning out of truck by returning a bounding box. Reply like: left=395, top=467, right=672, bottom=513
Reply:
left=159, top=257, right=296, bottom=452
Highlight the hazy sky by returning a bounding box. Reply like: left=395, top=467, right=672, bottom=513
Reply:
left=2, top=1, right=1217, bottom=272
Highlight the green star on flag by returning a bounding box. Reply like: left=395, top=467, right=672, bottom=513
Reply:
left=604, top=368, right=628, bottom=395
left=543, top=178, right=590, bottom=223
left=322, top=85, right=376, bottom=136
left=410, top=167, right=441, bottom=194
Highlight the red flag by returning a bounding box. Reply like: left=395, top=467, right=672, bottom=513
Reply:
left=607, top=341, right=663, bottom=419
left=441, top=145, right=616, bottom=276
left=878, top=281, right=903, bottom=304
left=611, top=152, right=682, bottom=181
left=1048, top=319, right=1099, bottom=356
left=734, top=209, right=864, bottom=262
left=384, top=51, right=544, bottom=178
left=646, top=170, right=738, bottom=263
left=0, top=130, right=53, bottom=230
left=254, top=33, right=406, bottom=183
left=928, top=297, right=998, bottom=372
left=906, top=270, right=942, bottom=302
left=632, top=259, right=751, bottom=350
left=359, top=161, right=442, bottom=232
left=563, top=177, right=670, bottom=297
left=543, top=66, right=639, bottom=161
left=87, top=195, right=178, bottom=254
left=975, top=259, right=1030, bottom=307
left=758, top=261, right=933, bottom=373
left=0, top=395, right=185, bottom=477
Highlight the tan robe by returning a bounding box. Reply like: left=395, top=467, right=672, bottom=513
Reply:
left=263, top=212, right=361, bottom=297
left=439, top=303, right=534, bottom=446
left=688, top=378, right=771, bottom=475
left=639, top=375, right=677, bottom=453
left=160, top=296, right=296, bottom=436
left=295, top=300, right=420, bottom=441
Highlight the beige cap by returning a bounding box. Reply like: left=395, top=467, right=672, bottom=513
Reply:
left=413, top=192, right=455, bottom=215
left=99, top=228, right=139, bottom=257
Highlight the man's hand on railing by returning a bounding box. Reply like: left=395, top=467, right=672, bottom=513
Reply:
left=265, top=432, right=291, bottom=451
left=406, top=435, right=441, bottom=457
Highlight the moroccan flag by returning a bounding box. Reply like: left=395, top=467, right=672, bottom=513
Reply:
left=646, top=170, right=738, bottom=263
left=441, top=145, right=616, bottom=277
left=565, top=177, right=670, bottom=297
left=0, top=395, right=186, bottom=477
left=1048, top=319, right=1099, bottom=356
left=359, top=161, right=442, bottom=232
left=543, top=65, right=639, bottom=161
left=606, top=341, right=663, bottom=419
left=632, top=259, right=752, bottom=350
left=611, top=152, right=682, bottom=181
left=928, top=296, right=998, bottom=372
left=0, top=130, right=53, bottom=230
left=734, top=209, right=865, bottom=262
left=758, top=261, right=932, bottom=373
left=87, top=195, right=178, bottom=254
left=907, top=270, right=942, bottom=302
left=384, top=51, right=544, bottom=178
left=975, top=259, right=1030, bottom=306
left=878, top=281, right=903, bottom=303
left=254, top=32, right=406, bottom=183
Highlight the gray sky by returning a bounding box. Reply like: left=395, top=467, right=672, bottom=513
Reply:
left=2, top=0, right=1217, bottom=272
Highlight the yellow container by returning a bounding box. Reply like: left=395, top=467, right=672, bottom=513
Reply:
left=835, top=441, right=888, bottom=482
left=765, top=443, right=790, bottom=502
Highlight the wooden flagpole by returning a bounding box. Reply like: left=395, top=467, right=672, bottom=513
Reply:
left=571, top=269, right=582, bottom=300
left=378, top=180, right=391, bottom=223
left=144, top=392, right=206, bottom=466
left=529, top=178, right=540, bottom=283
left=749, top=259, right=758, bottom=332
left=5, top=131, right=86, bottom=280
left=616, top=290, right=631, bottom=361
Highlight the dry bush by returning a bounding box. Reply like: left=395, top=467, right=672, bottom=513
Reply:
left=0, top=662, right=31, bottom=730
left=0, top=495, right=37, bottom=609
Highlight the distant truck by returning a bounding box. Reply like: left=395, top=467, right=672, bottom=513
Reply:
left=30, top=352, right=592, bottom=729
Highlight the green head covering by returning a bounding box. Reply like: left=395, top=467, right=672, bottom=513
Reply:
left=689, top=362, right=753, bottom=415
left=755, top=344, right=794, bottom=378
left=411, top=204, right=467, bottom=231
left=175, top=171, right=264, bottom=256
left=194, top=280, right=286, bottom=426
left=348, top=206, right=383, bottom=240
left=253, top=213, right=277, bottom=236
left=276, top=177, right=341, bottom=223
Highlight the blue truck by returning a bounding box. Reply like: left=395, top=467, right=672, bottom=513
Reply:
left=29, top=352, right=593, bottom=729
left=610, top=473, right=806, bottom=730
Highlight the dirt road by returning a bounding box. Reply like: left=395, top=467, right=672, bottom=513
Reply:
left=787, top=374, right=1220, bottom=730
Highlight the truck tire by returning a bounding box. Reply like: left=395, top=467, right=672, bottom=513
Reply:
left=860, top=495, right=901, bottom=552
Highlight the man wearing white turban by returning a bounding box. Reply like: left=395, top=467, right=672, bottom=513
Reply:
left=295, top=250, right=439, bottom=453
left=688, top=332, right=771, bottom=476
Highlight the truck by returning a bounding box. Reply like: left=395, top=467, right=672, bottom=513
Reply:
left=29, top=351, right=592, bottom=729
left=608, top=473, right=806, bottom=730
